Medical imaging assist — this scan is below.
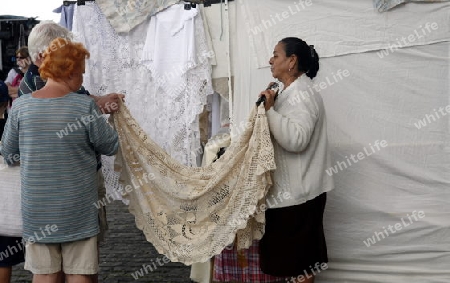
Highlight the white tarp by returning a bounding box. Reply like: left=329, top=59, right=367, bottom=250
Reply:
left=224, top=0, right=450, bottom=282
left=239, top=0, right=450, bottom=68
left=374, top=0, right=450, bottom=12
left=0, top=160, right=22, bottom=237
left=316, top=42, right=450, bottom=283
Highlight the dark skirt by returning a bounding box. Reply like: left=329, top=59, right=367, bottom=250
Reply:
left=259, top=193, right=328, bottom=277
left=0, top=236, right=25, bottom=267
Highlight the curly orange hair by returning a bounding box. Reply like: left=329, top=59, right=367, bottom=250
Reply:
left=39, top=38, right=90, bottom=81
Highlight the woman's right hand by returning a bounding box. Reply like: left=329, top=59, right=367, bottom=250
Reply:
left=259, top=82, right=278, bottom=111
left=260, top=88, right=277, bottom=111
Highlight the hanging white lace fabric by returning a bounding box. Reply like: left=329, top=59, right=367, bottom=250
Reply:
left=72, top=3, right=213, bottom=199
left=142, top=4, right=198, bottom=96
left=138, top=3, right=213, bottom=167
left=111, top=101, right=276, bottom=264
left=96, top=0, right=179, bottom=33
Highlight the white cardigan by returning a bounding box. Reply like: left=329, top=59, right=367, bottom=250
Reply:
left=265, top=76, right=334, bottom=209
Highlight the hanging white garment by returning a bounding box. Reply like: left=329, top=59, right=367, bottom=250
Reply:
left=142, top=3, right=197, bottom=94
left=111, top=101, right=276, bottom=265
left=142, top=3, right=197, bottom=68
left=96, top=0, right=178, bottom=33
left=0, top=159, right=22, bottom=237
left=190, top=130, right=232, bottom=282
left=72, top=3, right=213, bottom=199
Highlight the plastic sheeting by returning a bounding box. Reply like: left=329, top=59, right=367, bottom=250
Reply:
left=230, top=1, right=450, bottom=282
left=315, top=42, right=450, bottom=283
left=239, top=0, right=450, bottom=68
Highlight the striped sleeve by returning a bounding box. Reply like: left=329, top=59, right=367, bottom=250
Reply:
left=0, top=105, right=20, bottom=164
left=86, top=101, right=119, bottom=156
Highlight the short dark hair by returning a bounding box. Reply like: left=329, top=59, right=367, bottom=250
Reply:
left=16, top=46, right=30, bottom=58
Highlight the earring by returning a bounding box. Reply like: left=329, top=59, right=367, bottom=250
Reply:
left=288, top=68, right=291, bottom=72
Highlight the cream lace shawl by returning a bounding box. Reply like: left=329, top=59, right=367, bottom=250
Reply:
left=112, top=102, right=275, bottom=265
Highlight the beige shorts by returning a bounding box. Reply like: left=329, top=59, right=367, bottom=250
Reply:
left=24, top=236, right=98, bottom=275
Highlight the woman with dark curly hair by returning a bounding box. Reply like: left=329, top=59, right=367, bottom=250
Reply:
left=1, top=38, right=119, bottom=283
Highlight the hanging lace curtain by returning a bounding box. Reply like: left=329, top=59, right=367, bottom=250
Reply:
left=72, top=3, right=213, bottom=198
left=111, top=102, right=276, bottom=264
left=96, top=0, right=179, bottom=33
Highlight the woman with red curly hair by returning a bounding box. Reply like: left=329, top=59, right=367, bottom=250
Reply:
left=1, top=38, right=119, bottom=283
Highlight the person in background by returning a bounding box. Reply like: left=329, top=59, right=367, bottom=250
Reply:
left=1, top=38, right=119, bottom=283
left=257, top=37, right=333, bottom=283
left=0, top=235, right=24, bottom=283
left=0, top=80, right=25, bottom=283
left=5, top=47, right=31, bottom=101
left=0, top=81, right=9, bottom=137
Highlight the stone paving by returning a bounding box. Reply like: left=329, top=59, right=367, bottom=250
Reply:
left=11, top=199, right=193, bottom=283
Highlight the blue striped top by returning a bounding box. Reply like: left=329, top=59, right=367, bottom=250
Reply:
left=1, top=92, right=119, bottom=243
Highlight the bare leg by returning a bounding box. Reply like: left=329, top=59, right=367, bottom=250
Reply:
left=0, top=267, right=12, bottom=283
left=32, top=273, right=60, bottom=283
left=89, top=235, right=101, bottom=283
left=65, top=274, right=92, bottom=283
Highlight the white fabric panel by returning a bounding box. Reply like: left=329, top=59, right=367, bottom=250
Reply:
left=315, top=42, right=450, bottom=283
left=211, top=92, right=221, bottom=137
left=0, top=160, right=22, bottom=237
left=374, top=0, right=450, bottom=12
left=141, top=4, right=198, bottom=74
left=232, top=2, right=449, bottom=280
left=233, top=32, right=450, bottom=281
left=202, top=2, right=237, bottom=79
left=232, top=5, right=273, bottom=128
left=190, top=261, right=211, bottom=283
left=240, top=0, right=450, bottom=68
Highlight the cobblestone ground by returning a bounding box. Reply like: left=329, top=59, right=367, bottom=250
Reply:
left=11, top=199, right=192, bottom=283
